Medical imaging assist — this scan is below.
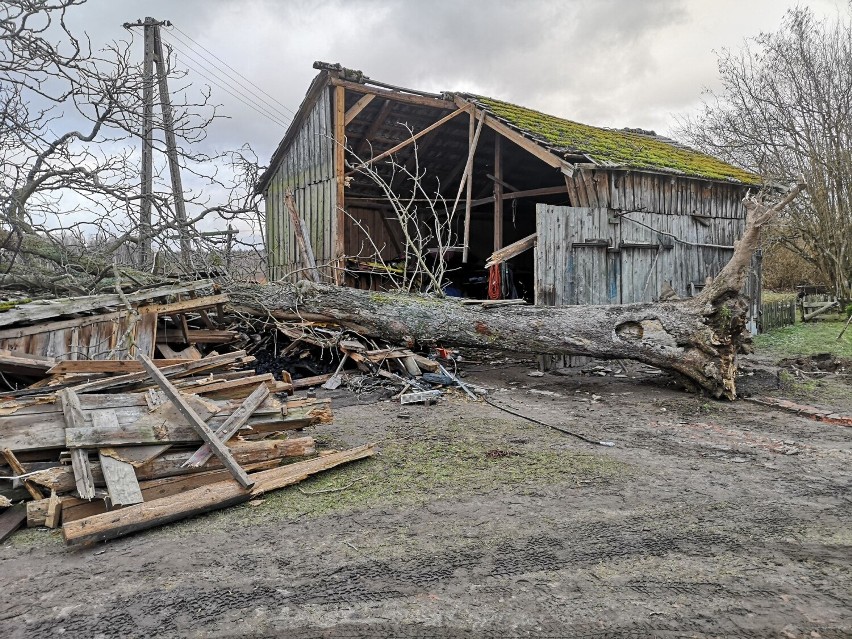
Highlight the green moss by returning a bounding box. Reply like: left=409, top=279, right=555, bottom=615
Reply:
left=473, top=96, right=761, bottom=185
left=0, top=298, right=31, bottom=312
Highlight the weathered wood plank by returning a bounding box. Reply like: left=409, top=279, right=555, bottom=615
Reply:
left=183, top=384, right=270, bottom=468
left=98, top=451, right=143, bottom=506
left=57, top=388, right=96, bottom=499
left=1, top=448, right=44, bottom=500
left=0, top=503, right=27, bottom=541
left=137, top=354, right=253, bottom=489
left=63, top=444, right=376, bottom=545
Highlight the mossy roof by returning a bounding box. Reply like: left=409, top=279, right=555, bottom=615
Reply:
left=467, top=95, right=760, bottom=185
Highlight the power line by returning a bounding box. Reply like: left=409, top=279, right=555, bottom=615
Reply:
left=159, top=34, right=290, bottom=128
left=159, top=32, right=291, bottom=127
left=164, top=28, right=295, bottom=124
left=171, top=24, right=297, bottom=118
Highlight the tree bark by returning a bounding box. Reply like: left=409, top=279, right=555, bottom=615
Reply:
left=230, top=186, right=804, bottom=400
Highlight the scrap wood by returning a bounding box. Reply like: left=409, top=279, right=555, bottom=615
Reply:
left=0, top=280, right=215, bottom=329
left=1, top=448, right=44, bottom=500
left=485, top=232, right=537, bottom=268
left=62, top=443, right=376, bottom=546
left=66, top=351, right=254, bottom=394
left=0, top=350, right=55, bottom=377
left=0, top=503, right=26, bottom=542
left=0, top=495, right=11, bottom=508
left=136, top=354, right=254, bottom=489
left=47, top=359, right=199, bottom=375
left=29, top=437, right=317, bottom=493
left=182, top=383, right=270, bottom=469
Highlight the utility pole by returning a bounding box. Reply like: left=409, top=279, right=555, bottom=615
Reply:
left=127, top=17, right=190, bottom=268
left=151, top=24, right=190, bottom=265
left=139, top=17, right=155, bottom=268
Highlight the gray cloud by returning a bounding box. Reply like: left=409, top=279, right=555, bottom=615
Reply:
left=64, top=0, right=845, bottom=166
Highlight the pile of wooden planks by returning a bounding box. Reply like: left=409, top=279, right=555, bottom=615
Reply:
left=0, top=349, right=373, bottom=546
left=0, top=282, right=374, bottom=544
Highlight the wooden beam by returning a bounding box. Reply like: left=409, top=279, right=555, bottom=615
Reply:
left=481, top=113, right=574, bottom=175
left=494, top=134, right=504, bottom=252
left=486, top=233, right=538, bottom=268
left=347, top=106, right=468, bottom=174
left=63, top=444, right=376, bottom=545
left=459, top=110, right=486, bottom=263
left=136, top=354, right=254, bottom=489
left=354, top=98, right=394, bottom=159
left=57, top=388, right=96, bottom=499
left=344, top=93, right=375, bottom=125
left=330, top=78, right=456, bottom=110
left=469, top=184, right=569, bottom=208
left=1, top=448, right=44, bottom=500
left=47, top=359, right=200, bottom=375
left=182, top=383, right=270, bottom=468
left=284, top=191, right=322, bottom=282
left=334, top=83, right=346, bottom=284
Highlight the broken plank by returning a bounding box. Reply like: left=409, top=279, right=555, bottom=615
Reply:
left=485, top=232, right=537, bottom=268
left=0, top=350, right=55, bottom=377
left=137, top=354, right=254, bottom=489
left=58, top=387, right=97, bottom=499
left=156, top=328, right=238, bottom=344
left=63, top=444, right=376, bottom=545
left=66, top=351, right=253, bottom=394
left=292, top=373, right=333, bottom=389
left=98, top=451, right=143, bottom=506
left=47, top=359, right=197, bottom=375
left=45, top=490, right=62, bottom=528
left=32, top=437, right=317, bottom=493
left=183, top=384, right=270, bottom=468
left=1, top=448, right=44, bottom=500
left=0, top=503, right=27, bottom=541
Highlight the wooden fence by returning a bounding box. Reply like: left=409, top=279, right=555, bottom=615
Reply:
left=760, top=299, right=796, bottom=333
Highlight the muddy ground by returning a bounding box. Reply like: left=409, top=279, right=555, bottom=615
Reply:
left=1, top=352, right=850, bottom=638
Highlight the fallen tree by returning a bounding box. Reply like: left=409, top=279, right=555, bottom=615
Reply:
left=234, top=186, right=802, bottom=400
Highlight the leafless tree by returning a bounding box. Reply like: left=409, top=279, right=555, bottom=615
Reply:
left=0, top=0, right=264, bottom=294
left=346, top=130, right=458, bottom=295
left=678, top=7, right=852, bottom=300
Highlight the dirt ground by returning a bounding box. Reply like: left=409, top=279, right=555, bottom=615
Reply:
left=1, top=352, right=850, bottom=638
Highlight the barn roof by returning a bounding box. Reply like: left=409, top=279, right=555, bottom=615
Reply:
left=463, top=95, right=760, bottom=184
left=256, top=63, right=760, bottom=193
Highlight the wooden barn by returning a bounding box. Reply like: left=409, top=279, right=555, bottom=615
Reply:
left=257, top=62, right=761, bottom=316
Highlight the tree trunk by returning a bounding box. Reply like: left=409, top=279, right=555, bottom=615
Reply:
left=231, top=186, right=804, bottom=400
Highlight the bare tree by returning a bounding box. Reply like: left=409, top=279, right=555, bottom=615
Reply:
left=346, top=130, right=458, bottom=295
left=678, top=7, right=852, bottom=300
left=0, top=0, right=264, bottom=294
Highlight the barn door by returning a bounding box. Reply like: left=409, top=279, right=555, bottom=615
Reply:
left=536, top=205, right=618, bottom=306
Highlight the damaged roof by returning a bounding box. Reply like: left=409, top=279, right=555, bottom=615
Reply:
left=463, top=95, right=760, bottom=184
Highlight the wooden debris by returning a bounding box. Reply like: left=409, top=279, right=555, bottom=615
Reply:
left=182, top=383, right=270, bottom=468
left=137, top=354, right=254, bottom=489
left=1, top=448, right=44, bottom=500
left=0, top=503, right=27, bottom=541
left=63, top=444, right=376, bottom=545
left=98, top=452, right=143, bottom=506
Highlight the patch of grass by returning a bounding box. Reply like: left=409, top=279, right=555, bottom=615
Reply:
left=165, top=419, right=630, bottom=536
left=754, top=320, right=852, bottom=359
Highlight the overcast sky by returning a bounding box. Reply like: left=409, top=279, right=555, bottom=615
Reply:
left=66, top=0, right=846, bottom=167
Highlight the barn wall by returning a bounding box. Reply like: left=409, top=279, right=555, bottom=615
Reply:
left=265, top=87, right=336, bottom=281
left=535, top=204, right=748, bottom=306
left=566, top=168, right=748, bottom=218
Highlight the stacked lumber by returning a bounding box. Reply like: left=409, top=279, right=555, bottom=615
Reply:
left=0, top=348, right=373, bottom=545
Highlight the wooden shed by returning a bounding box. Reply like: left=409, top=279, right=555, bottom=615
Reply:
left=257, top=62, right=761, bottom=313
